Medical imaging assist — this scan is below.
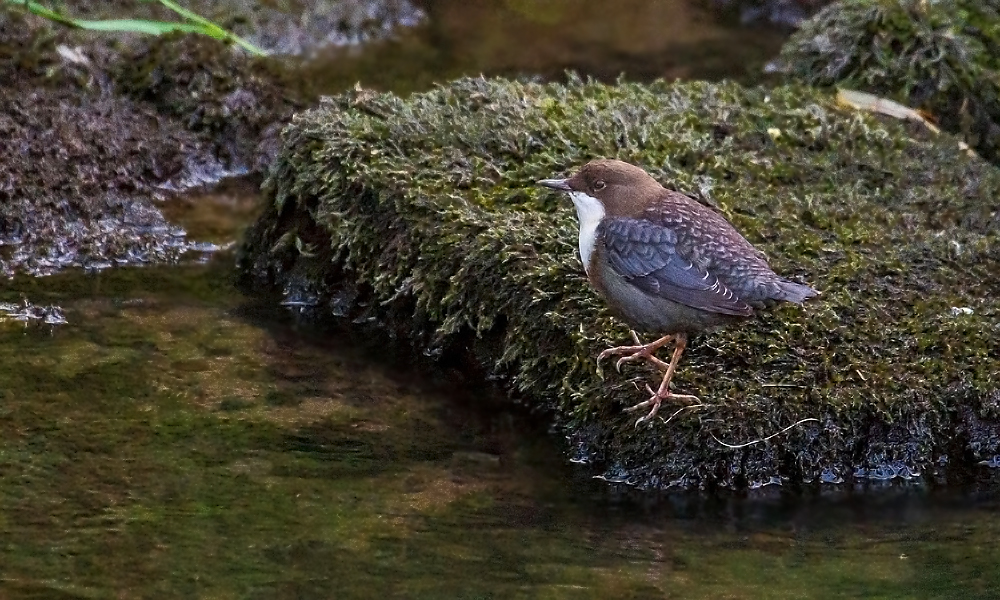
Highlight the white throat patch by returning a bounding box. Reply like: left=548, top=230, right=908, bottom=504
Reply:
left=568, top=191, right=605, bottom=273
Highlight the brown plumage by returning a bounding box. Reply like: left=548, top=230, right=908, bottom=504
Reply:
left=538, top=159, right=818, bottom=424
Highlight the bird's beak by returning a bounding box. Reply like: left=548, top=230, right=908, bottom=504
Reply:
left=536, top=178, right=572, bottom=192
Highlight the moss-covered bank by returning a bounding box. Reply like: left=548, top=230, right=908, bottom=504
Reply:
left=0, top=11, right=310, bottom=276
left=777, top=0, right=1000, bottom=166
left=238, top=76, right=999, bottom=490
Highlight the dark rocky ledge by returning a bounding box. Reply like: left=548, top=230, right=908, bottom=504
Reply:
left=237, top=76, right=999, bottom=490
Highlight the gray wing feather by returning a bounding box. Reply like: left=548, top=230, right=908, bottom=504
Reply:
left=600, top=217, right=753, bottom=316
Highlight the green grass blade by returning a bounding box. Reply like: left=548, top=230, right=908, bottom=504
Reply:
left=152, top=0, right=220, bottom=29
left=66, top=18, right=208, bottom=35
left=14, top=0, right=77, bottom=27
left=9, top=0, right=267, bottom=56
left=149, top=0, right=267, bottom=55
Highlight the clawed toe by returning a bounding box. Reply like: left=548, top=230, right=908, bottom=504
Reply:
left=597, top=346, right=645, bottom=375
left=614, top=352, right=652, bottom=373
left=598, top=332, right=700, bottom=426
left=597, top=344, right=642, bottom=365
left=626, top=397, right=659, bottom=425
left=596, top=332, right=674, bottom=373
left=627, top=387, right=700, bottom=426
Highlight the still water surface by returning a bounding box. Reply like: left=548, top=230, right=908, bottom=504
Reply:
left=3, top=257, right=1000, bottom=598
left=3, top=1, right=1000, bottom=598
left=298, top=0, right=790, bottom=94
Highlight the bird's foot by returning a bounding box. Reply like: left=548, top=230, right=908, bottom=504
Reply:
left=597, top=331, right=673, bottom=374
left=627, top=386, right=700, bottom=426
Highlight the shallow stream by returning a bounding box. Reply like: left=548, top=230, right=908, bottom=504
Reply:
left=2, top=1, right=998, bottom=597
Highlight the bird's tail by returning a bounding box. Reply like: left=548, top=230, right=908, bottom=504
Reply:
left=775, top=279, right=819, bottom=304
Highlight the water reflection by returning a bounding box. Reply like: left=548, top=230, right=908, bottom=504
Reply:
left=299, top=0, right=790, bottom=95
left=1, top=260, right=998, bottom=597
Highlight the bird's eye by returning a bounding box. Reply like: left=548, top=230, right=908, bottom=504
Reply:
left=593, top=180, right=606, bottom=191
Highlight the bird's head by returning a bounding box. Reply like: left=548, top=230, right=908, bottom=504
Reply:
left=537, top=159, right=663, bottom=218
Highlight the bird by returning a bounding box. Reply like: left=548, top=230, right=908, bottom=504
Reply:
left=537, top=159, right=818, bottom=424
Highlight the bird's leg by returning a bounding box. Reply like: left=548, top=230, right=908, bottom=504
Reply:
left=626, top=333, right=700, bottom=425
left=597, top=331, right=673, bottom=374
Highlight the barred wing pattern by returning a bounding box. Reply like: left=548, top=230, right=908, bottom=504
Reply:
left=599, top=217, right=754, bottom=317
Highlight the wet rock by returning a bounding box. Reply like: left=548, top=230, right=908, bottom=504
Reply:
left=776, top=0, right=1000, bottom=166
left=111, top=34, right=310, bottom=177
left=0, top=15, right=197, bottom=275
left=0, top=10, right=311, bottom=276
left=0, top=301, right=67, bottom=326
left=707, top=0, right=832, bottom=27
left=221, top=0, right=424, bottom=55
left=61, top=0, right=424, bottom=56
left=236, top=76, right=1000, bottom=490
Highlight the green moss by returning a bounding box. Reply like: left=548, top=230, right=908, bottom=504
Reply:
left=238, top=76, right=1000, bottom=489
left=778, top=0, right=1000, bottom=165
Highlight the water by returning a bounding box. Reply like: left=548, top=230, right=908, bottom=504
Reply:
left=4, top=1, right=1000, bottom=598
left=297, top=0, right=790, bottom=95
left=3, top=259, right=1000, bottom=598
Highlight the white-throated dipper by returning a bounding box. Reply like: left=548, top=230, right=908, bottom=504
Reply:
left=538, top=159, right=818, bottom=424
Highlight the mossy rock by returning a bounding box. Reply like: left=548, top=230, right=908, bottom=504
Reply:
left=0, top=11, right=310, bottom=276
left=237, top=76, right=1000, bottom=490
left=777, top=0, right=1000, bottom=166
